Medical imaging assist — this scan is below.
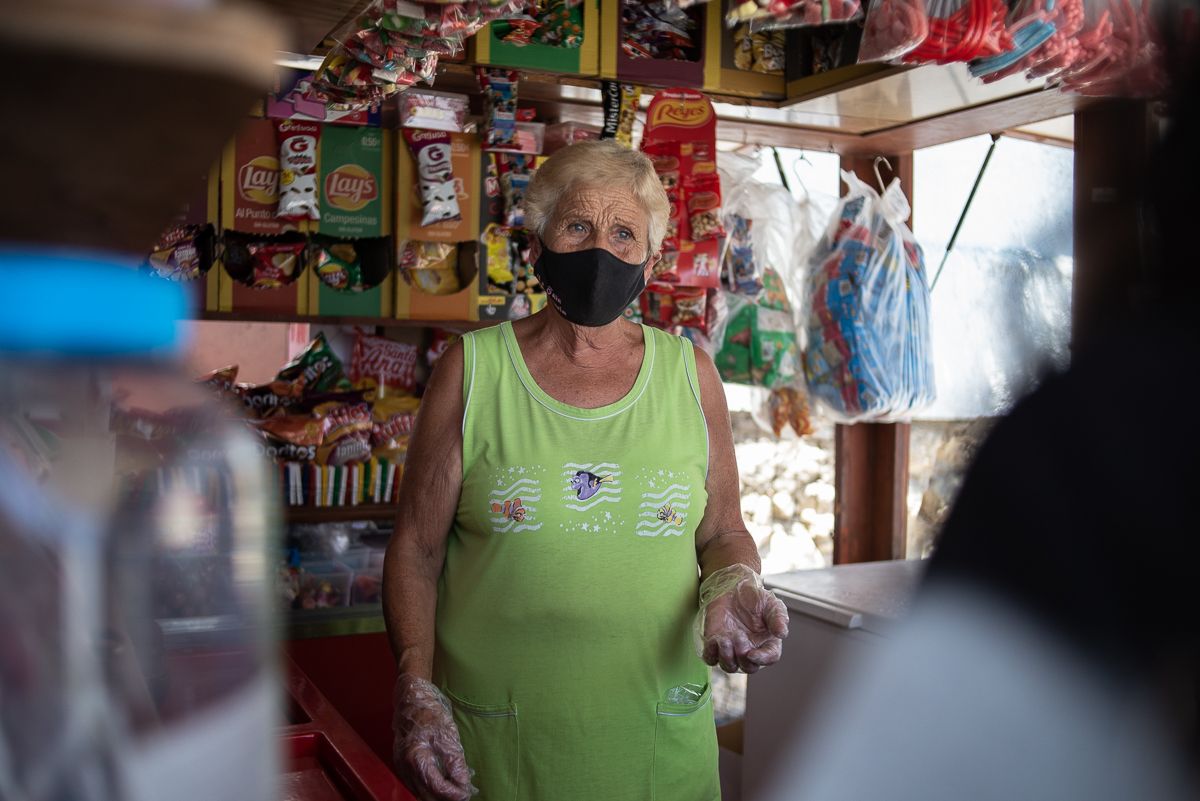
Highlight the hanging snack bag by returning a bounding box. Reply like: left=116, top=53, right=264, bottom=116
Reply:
left=254, top=414, right=324, bottom=462
left=715, top=295, right=756, bottom=384
left=599, top=81, right=641, bottom=146
left=766, top=386, right=814, bottom=437
left=672, top=286, right=708, bottom=331
left=479, top=69, right=520, bottom=151
left=149, top=224, right=215, bottom=281
left=426, top=329, right=460, bottom=367
left=482, top=223, right=515, bottom=290
left=686, top=174, right=725, bottom=241
left=723, top=214, right=763, bottom=295
left=404, top=129, right=462, bottom=226
left=221, top=233, right=307, bottom=289
left=399, top=240, right=461, bottom=295
left=640, top=281, right=676, bottom=329
left=314, top=402, right=374, bottom=465
left=275, top=332, right=350, bottom=396
left=371, top=394, right=421, bottom=459
left=276, top=120, right=321, bottom=222
left=350, top=333, right=419, bottom=396
left=312, top=241, right=364, bottom=291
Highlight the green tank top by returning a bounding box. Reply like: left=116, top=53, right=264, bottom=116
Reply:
left=434, top=321, right=720, bottom=801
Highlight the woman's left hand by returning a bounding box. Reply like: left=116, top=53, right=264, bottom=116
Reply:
left=696, top=564, right=790, bottom=674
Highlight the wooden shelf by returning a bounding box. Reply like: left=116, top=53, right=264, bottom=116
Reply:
left=198, top=310, right=498, bottom=331
left=285, top=504, right=398, bottom=525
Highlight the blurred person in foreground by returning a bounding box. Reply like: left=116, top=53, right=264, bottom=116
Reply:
left=382, top=140, right=788, bottom=801
left=752, top=23, right=1200, bottom=801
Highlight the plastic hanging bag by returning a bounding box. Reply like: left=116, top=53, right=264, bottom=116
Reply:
left=1054, top=0, right=1163, bottom=96
left=803, top=170, right=934, bottom=422
left=731, top=0, right=865, bottom=29
left=858, top=0, right=931, bottom=62
left=902, top=0, right=1012, bottom=64
left=965, top=0, right=1069, bottom=81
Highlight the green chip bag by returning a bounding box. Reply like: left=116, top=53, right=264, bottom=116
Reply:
left=275, top=332, right=351, bottom=395
left=315, top=242, right=365, bottom=292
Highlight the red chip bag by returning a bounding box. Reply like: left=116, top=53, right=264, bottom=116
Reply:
left=686, top=175, right=725, bottom=241
left=350, top=333, right=419, bottom=395
left=672, top=286, right=708, bottom=330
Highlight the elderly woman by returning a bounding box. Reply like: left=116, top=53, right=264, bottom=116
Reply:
left=384, top=139, right=788, bottom=801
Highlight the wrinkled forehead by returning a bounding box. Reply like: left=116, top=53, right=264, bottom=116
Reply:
left=552, top=182, right=649, bottom=230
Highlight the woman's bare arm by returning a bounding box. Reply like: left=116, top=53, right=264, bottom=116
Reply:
left=383, top=341, right=465, bottom=680
left=691, top=347, right=761, bottom=579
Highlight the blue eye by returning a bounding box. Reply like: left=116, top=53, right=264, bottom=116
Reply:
left=568, top=222, right=587, bottom=233
left=616, top=229, right=633, bottom=241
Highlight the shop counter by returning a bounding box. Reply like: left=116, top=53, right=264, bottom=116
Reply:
left=284, top=652, right=414, bottom=801
left=285, top=607, right=398, bottom=769
left=741, top=560, right=925, bottom=801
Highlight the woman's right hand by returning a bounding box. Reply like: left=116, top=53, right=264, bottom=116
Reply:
left=392, top=673, right=477, bottom=801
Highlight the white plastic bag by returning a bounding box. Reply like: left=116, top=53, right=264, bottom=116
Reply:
left=803, top=170, right=934, bottom=421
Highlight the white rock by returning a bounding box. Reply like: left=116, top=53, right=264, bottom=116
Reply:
left=804, top=481, right=836, bottom=514
left=808, top=512, right=835, bottom=537
left=761, top=528, right=826, bottom=574
left=772, top=491, right=797, bottom=520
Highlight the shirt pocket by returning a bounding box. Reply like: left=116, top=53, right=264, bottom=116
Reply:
left=445, top=688, right=520, bottom=801
left=652, top=683, right=720, bottom=801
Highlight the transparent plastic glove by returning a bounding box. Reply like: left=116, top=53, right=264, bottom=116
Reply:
left=695, top=564, right=790, bottom=674
left=392, top=673, right=478, bottom=801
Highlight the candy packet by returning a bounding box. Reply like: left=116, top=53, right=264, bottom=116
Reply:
left=599, top=81, right=641, bottom=146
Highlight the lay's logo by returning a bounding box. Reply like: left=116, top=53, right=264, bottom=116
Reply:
left=238, top=156, right=279, bottom=204
left=649, top=99, right=712, bottom=129
left=325, top=164, right=378, bottom=212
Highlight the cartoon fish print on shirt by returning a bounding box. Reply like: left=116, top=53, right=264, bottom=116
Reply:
left=488, top=467, right=542, bottom=533
left=656, top=503, right=684, bottom=526
left=561, top=463, right=623, bottom=515
left=569, top=470, right=613, bottom=501
left=636, top=467, right=692, bottom=537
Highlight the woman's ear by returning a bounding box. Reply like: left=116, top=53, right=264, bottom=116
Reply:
left=527, top=234, right=542, bottom=265
left=644, top=250, right=663, bottom=282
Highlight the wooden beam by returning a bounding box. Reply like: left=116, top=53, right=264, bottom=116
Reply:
left=831, top=154, right=913, bottom=565
left=846, top=89, right=1095, bottom=156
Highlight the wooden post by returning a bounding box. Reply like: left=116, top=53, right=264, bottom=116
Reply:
left=1072, top=100, right=1155, bottom=352
left=832, top=155, right=913, bottom=564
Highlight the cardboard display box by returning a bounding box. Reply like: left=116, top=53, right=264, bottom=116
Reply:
left=600, top=0, right=707, bottom=89
left=396, top=131, right=483, bottom=321
left=217, top=118, right=310, bottom=314
left=308, top=126, right=395, bottom=318
left=395, top=243, right=481, bottom=321
left=703, top=3, right=787, bottom=100
left=471, top=0, right=600, bottom=76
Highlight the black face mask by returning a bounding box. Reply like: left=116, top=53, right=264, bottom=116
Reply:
left=533, top=242, right=648, bottom=327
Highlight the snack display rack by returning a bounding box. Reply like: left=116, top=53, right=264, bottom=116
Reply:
left=11, top=0, right=1155, bottom=797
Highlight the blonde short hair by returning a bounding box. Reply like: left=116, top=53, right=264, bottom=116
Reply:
left=524, top=139, right=671, bottom=254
